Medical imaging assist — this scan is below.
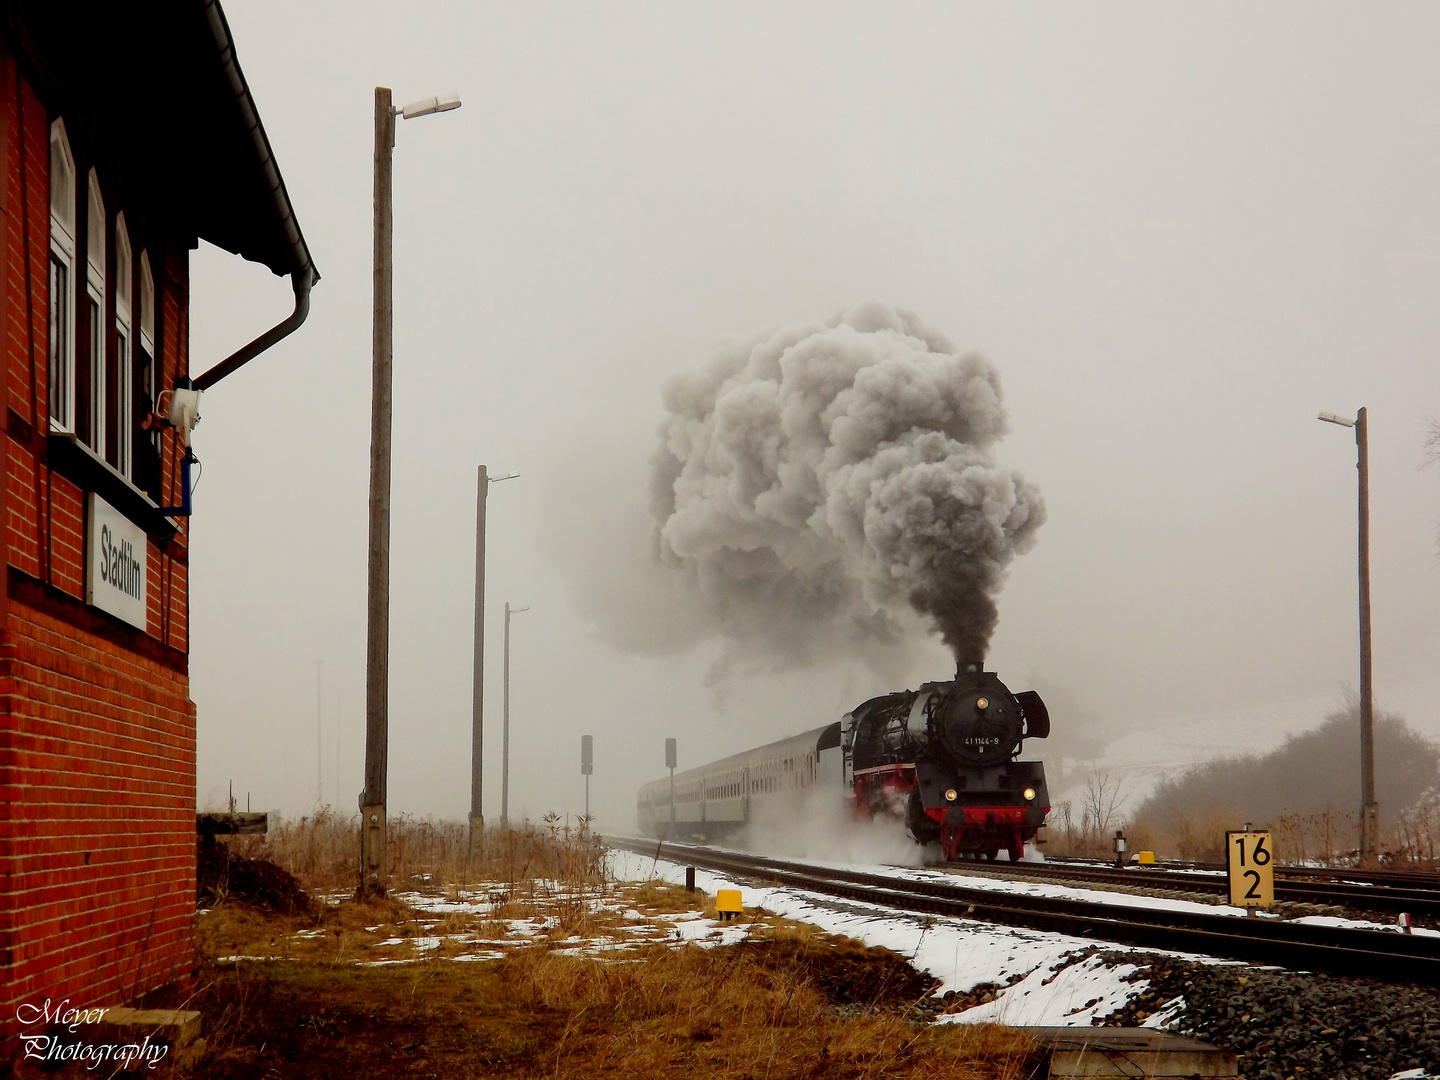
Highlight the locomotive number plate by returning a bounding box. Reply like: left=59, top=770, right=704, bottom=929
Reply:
left=1225, top=830, right=1275, bottom=908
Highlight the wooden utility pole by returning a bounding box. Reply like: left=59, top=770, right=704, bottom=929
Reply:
left=360, top=86, right=395, bottom=897
left=316, top=660, right=323, bottom=805
left=469, top=466, right=489, bottom=853
left=1356, top=407, right=1377, bottom=867
left=501, top=602, right=528, bottom=828
left=1320, top=405, right=1379, bottom=868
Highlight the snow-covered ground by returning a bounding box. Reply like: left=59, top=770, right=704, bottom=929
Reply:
left=642, top=839, right=1428, bottom=934
left=608, top=848, right=1231, bottom=1026
left=609, top=846, right=1428, bottom=1026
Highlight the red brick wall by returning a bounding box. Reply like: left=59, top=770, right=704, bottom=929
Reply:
left=0, top=598, right=194, bottom=1013
left=0, top=43, right=196, bottom=1021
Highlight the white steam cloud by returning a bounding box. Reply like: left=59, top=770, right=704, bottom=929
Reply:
left=646, top=301, right=1045, bottom=667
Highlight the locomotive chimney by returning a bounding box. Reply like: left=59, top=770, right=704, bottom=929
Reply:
left=956, top=659, right=983, bottom=679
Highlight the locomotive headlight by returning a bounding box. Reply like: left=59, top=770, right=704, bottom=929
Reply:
left=976, top=697, right=989, bottom=709
left=945, top=788, right=957, bottom=802
left=1023, top=787, right=1037, bottom=802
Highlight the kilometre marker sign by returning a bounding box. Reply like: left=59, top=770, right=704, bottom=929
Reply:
left=1226, top=830, right=1275, bottom=908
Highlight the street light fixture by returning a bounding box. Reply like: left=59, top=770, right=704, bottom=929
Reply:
left=1317, top=407, right=1377, bottom=867
left=500, top=602, right=530, bottom=829
left=400, top=93, right=461, bottom=120
left=360, top=86, right=463, bottom=898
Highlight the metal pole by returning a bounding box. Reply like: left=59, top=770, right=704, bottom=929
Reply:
left=665, top=737, right=676, bottom=832
left=360, top=86, right=395, bottom=897
left=469, top=465, right=488, bottom=853
left=316, top=660, right=322, bottom=805
left=502, top=602, right=510, bottom=827
left=585, top=774, right=590, bottom=821
left=1356, top=407, right=1378, bottom=866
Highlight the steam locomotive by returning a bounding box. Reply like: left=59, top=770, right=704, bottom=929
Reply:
left=636, top=662, right=1051, bottom=862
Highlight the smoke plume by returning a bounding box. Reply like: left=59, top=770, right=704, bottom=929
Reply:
left=648, top=301, right=1044, bottom=666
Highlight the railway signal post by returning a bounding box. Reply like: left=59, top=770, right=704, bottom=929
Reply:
left=581, top=734, right=593, bottom=822
left=665, top=738, right=677, bottom=832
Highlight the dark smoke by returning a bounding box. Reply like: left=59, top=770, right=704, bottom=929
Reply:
left=647, top=301, right=1045, bottom=667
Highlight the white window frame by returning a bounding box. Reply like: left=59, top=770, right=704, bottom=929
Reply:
left=85, top=170, right=106, bottom=457
left=48, top=120, right=76, bottom=433
left=139, top=251, right=158, bottom=467
left=114, top=214, right=133, bottom=480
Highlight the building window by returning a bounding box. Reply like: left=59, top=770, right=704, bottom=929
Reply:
left=48, top=121, right=76, bottom=432
left=114, top=215, right=133, bottom=479
left=85, top=171, right=105, bottom=456
left=138, top=252, right=160, bottom=500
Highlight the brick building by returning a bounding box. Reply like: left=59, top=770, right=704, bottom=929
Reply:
left=0, top=1, right=315, bottom=1017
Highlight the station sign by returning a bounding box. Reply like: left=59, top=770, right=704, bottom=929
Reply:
left=86, top=494, right=147, bottom=630
left=1225, top=829, right=1275, bottom=908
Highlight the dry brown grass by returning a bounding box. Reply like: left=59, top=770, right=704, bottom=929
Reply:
left=224, top=806, right=606, bottom=897
left=1390, top=800, right=1440, bottom=868
left=184, top=811, right=1043, bottom=1077
left=495, top=942, right=1032, bottom=1079
left=1114, top=805, right=1439, bottom=869
left=173, top=896, right=1035, bottom=1080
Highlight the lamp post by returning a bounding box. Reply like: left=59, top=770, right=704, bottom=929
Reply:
left=315, top=660, right=323, bottom=805
left=500, top=602, right=529, bottom=828
left=360, top=86, right=461, bottom=898
left=1318, top=407, right=1378, bottom=867
left=469, top=466, right=517, bottom=857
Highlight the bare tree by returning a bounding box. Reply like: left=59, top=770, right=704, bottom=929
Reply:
left=1081, top=768, right=1127, bottom=841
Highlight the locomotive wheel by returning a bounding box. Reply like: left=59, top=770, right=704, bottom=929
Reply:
left=1007, top=840, right=1023, bottom=863
left=983, top=848, right=998, bottom=862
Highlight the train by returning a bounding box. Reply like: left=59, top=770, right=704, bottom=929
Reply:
left=637, top=661, right=1051, bottom=862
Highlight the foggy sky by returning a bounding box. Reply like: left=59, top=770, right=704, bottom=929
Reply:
left=188, top=2, right=1440, bottom=830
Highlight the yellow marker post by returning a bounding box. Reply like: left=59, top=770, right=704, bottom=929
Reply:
left=716, top=889, right=744, bottom=922
left=1226, top=830, right=1275, bottom=910
left=1137, top=851, right=1156, bottom=866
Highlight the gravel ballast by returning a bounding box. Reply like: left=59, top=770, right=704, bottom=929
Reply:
left=1099, top=952, right=1440, bottom=1080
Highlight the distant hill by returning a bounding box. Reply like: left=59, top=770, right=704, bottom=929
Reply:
left=1130, top=702, right=1439, bottom=831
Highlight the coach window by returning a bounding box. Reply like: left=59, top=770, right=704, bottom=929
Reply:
left=48, top=121, right=76, bottom=432
left=84, top=171, right=105, bottom=455
left=137, top=254, right=160, bottom=499
left=114, top=216, right=133, bottom=478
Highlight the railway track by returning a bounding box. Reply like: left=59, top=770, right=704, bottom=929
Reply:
left=609, top=837, right=1440, bottom=984
left=956, top=857, right=1440, bottom=918
left=1048, top=854, right=1440, bottom=892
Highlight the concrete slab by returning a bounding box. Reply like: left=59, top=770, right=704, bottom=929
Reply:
left=94, top=1007, right=201, bottom=1047
left=89, top=1008, right=204, bottom=1070
left=1021, top=1027, right=1238, bottom=1078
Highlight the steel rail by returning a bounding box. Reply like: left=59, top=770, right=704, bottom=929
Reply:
left=610, top=838, right=1440, bottom=985
left=952, top=859, right=1440, bottom=917
left=1048, top=855, right=1440, bottom=891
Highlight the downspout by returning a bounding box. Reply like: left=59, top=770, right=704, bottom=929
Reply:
left=193, top=0, right=318, bottom=392
left=162, top=0, right=320, bottom=514
left=192, top=265, right=313, bottom=391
